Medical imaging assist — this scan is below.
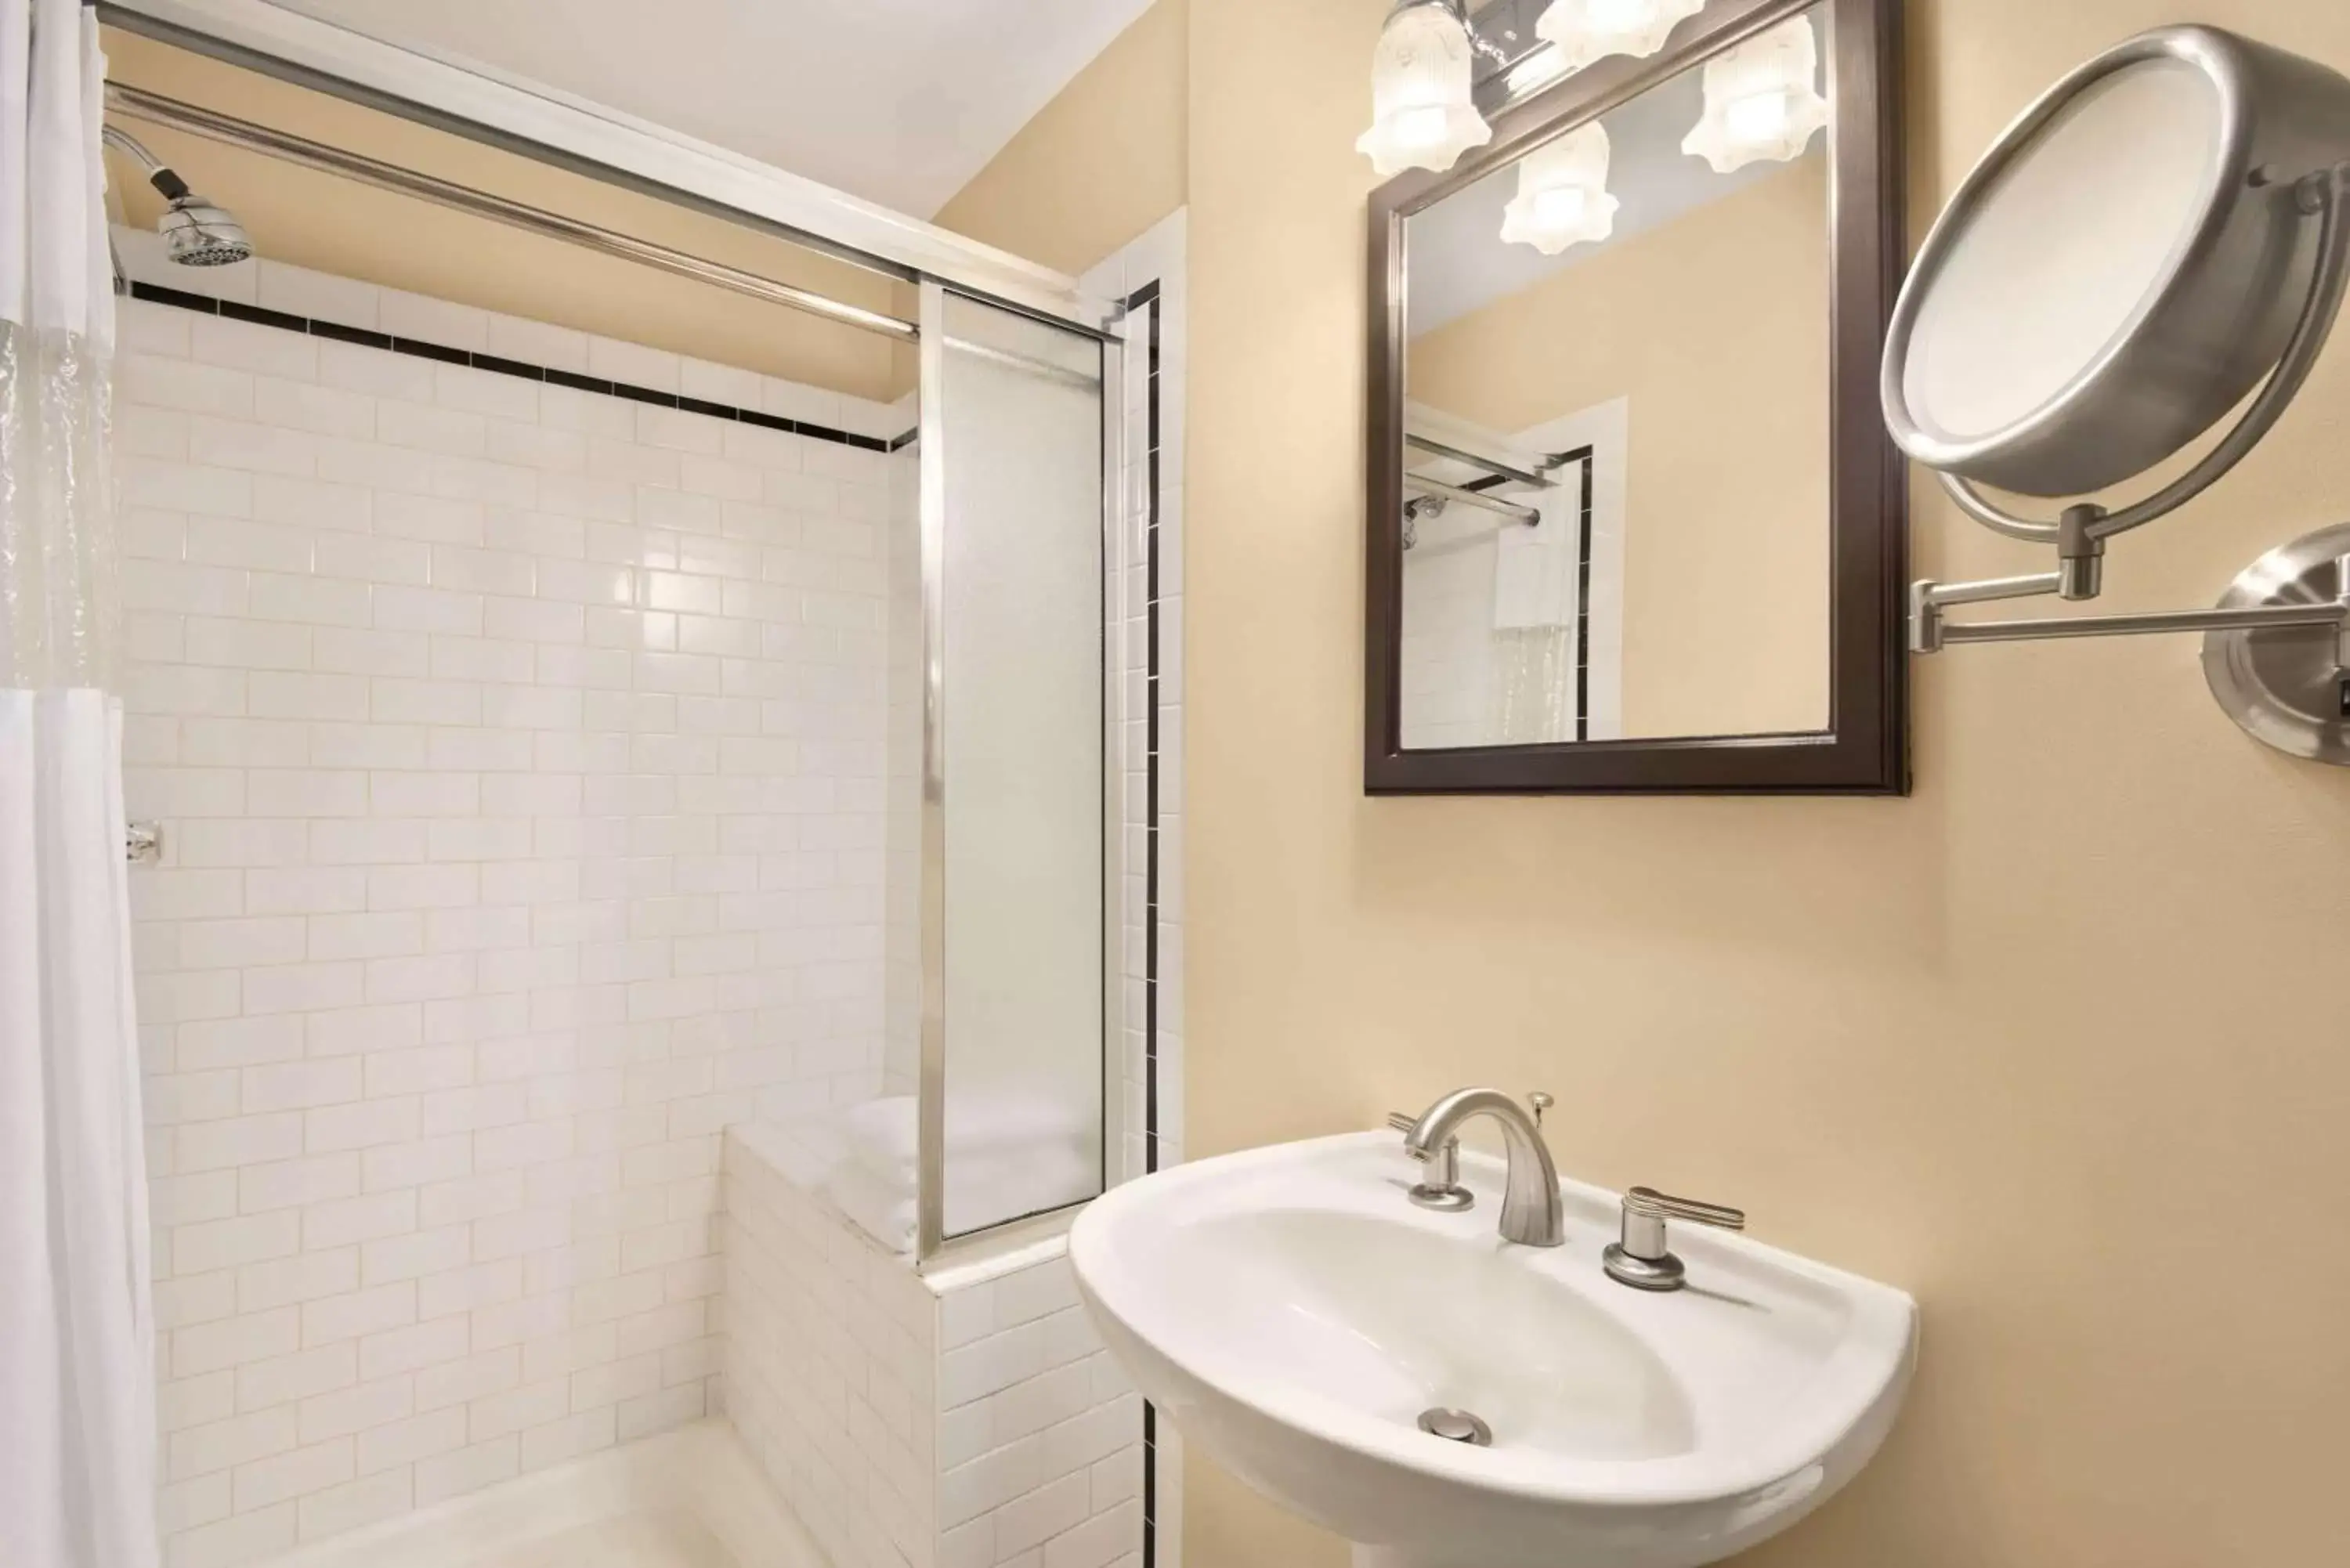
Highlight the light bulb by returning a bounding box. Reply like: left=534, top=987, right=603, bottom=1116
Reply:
left=1533, top=186, right=1589, bottom=226
left=1394, top=104, right=1453, bottom=150
left=1725, top=90, right=1794, bottom=143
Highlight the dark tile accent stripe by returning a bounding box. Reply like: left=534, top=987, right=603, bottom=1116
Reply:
left=389, top=337, right=467, bottom=367
left=609, top=381, right=679, bottom=408
left=543, top=367, right=615, bottom=397
left=307, top=319, right=391, bottom=350
left=126, top=280, right=909, bottom=453
left=471, top=352, right=542, bottom=381
left=215, top=299, right=308, bottom=333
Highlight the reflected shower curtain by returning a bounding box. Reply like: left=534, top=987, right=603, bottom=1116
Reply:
left=1490, top=626, right=1577, bottom=745
left=0, top=4, right=161, bottom=1567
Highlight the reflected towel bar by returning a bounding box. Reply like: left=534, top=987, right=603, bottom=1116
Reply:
left=1405, top=473, right=1542, bottom=527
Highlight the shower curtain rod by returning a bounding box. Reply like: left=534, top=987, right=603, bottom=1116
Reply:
left=103, top=81, right=920, bottom=342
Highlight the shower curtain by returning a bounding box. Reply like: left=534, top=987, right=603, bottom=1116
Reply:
left=0, top=3, right=161, bottom=1566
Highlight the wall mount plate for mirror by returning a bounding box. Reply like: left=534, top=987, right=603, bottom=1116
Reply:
left=1884, top=25, right=2350, bottom=764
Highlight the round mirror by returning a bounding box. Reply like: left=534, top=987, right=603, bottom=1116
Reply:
left=1882, top=27, right=2350, bottom=500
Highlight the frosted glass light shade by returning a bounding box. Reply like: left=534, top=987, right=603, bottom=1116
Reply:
left=1535, top=0, right=1705, bottom=77
left=1682, top=15, right=1830, bottom=174
left=1501, top=124, right=1620, bottom=255
left=1358, top=2, right=1493, bottom=176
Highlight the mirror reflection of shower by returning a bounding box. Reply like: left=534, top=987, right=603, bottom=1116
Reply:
left=100, top=123, right=251, bottom=267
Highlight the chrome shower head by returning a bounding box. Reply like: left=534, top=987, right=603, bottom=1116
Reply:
left=103, top=124, right=253, bottom=267
left=157, top=194, right=252, bottom=267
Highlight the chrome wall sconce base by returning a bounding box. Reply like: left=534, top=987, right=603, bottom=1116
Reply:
left=2204, top=522, right=2350, bottom=763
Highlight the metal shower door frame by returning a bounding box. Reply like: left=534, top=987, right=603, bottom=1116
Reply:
left=915, top=281, right=1130, bottom=1266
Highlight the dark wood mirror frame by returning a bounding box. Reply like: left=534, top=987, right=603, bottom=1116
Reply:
left=1365, top=0, right=1907, bottom=795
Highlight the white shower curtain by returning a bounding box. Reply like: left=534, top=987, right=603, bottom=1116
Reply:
left=0, top=4, right=161, bottom=1567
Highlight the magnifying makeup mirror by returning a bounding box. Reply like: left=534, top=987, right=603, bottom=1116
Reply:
left=1882, top=24, right=2350, bottom=763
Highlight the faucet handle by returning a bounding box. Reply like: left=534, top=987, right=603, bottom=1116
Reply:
left=1623, top=1186, right=1744, bottom=1230
left=1527, top=1091, right=1554, bottom=1129
left=1605, top=1187, right=1746, bottom=1292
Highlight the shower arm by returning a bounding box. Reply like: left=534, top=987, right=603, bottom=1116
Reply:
left=100, top=122, right=194, bottom=201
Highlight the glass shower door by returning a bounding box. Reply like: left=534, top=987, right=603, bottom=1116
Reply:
left=918, top=285, right=1110, bottom=1251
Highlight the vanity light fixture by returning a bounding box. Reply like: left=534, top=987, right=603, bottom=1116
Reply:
left=1883, top=25, right=2350, bottom=763
left=1358, top=0, right=1494, bottom=177
left=1535, top=0, right=1705, bottom=78
left=1682, top=13, right=1830, bottom=174
left=1500, top=122, right=1619, bottom=254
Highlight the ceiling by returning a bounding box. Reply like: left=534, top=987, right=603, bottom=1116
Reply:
left=269, top=0, right=1157, bottom=218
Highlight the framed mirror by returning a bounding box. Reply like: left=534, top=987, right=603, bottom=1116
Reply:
left=1365, top=0, right=1907, bottom=793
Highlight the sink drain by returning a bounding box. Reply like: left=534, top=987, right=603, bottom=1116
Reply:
left=1415, top=1407, right=1493, bottom=1447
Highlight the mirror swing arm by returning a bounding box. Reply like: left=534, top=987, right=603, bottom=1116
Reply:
left=1909, top=159, right=2350, bottom=671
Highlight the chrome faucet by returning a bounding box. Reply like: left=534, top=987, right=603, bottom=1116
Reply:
left=1401, top=1088, right=1564, bottom=1247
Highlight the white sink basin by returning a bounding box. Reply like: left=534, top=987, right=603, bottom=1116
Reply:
left=1069, top=1133, right=1915, bottom=1568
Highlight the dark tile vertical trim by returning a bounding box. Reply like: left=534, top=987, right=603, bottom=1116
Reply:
left=1142, top=1400, right=1159, bottom=1566
left=1123, top=275, right=1165, bottom=1568
left=1566, top=444, right=1596, bottom=742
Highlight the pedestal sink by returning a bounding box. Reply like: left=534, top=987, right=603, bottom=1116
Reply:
left=1069, top=1133, right=1915, bottom=1568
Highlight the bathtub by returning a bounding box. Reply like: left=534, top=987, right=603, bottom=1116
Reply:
left=252, top=1421, right=819, bottom=1568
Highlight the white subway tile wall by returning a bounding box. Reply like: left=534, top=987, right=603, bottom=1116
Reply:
left=722, top=1133, right=1142, bottom=1568
left=121, top=259, right=911, bottom=1568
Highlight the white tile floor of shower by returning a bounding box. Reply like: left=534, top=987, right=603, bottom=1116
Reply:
left=255, top=1421, right=822, bottom=1568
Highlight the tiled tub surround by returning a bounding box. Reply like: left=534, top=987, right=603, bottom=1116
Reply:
left=721, top=1129, right=1144, bottom=1568
left=119, top=264, right=909, bottom=1568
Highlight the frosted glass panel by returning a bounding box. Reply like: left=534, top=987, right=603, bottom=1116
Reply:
left=935, top=292, right=1105, bottom=1238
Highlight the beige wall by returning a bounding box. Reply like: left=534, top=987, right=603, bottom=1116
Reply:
left=932, top=0, right=1188, bottom=276
left=941, top=0, right=2350, bottom=1563
left=103, top=31, right=905, bottom=400
left=1180, top=1, right=2350, bottom=1564
left=1410, top=157, right=1831, bottom=737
